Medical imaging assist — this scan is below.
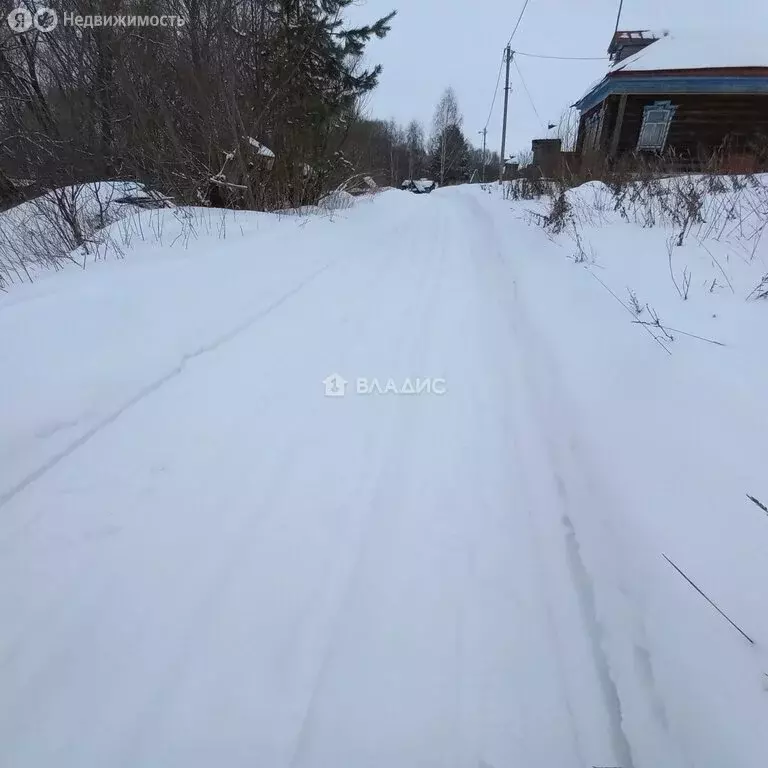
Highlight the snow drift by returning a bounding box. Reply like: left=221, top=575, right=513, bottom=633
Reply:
left=1, top=180, right=767, bottom=768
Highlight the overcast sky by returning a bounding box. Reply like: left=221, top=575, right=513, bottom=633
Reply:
left=346, top=0, right=768, bottom=159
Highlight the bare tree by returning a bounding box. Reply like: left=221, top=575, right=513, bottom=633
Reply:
left=431, top=87, right=462, bottom=185
left=405, top=119, right=425, bottom=179
left=556, top=107, right=581, bottom=152
left=0, top=0, right=397, bottom=211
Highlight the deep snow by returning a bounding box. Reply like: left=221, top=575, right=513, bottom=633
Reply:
left=1, top=183, right=767, bottom=768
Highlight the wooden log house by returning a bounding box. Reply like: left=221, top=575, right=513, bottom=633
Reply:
left=573, top=30, right=768, bottom=171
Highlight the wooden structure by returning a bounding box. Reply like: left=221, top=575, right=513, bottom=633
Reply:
left=574, top=30, right=768, bottom=171
left=608, top=29, right=663, bottom=64
left=530, top=139, right=578, bottom=179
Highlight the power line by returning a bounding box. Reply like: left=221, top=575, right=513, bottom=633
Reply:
left=506, top=0, right=532, bottom=47
left=483, top=49, right=506, bottom=130
left=514, top=50, right=608, bottom=61
left=512, top=57, right=545, bottom=132
left=483, top=0, right=530, bottom=148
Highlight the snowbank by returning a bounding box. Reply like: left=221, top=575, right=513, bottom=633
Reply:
left=486, top=176, right=768, bottom=767
left=317, top=190, right=355, bottom=210
left=0, top=181, right=163, bottom=285
left=2, top=180, right=766, bottom=766
left=0, top=192, right=407, bottom=496
left=0, top=181, right=156, bottom=233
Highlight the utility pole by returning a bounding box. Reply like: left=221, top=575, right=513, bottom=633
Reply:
left=499, top=46, right=512, bottom=183
left=478, top=128, right=487, bottom=181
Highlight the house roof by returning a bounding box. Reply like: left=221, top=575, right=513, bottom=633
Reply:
left=608, top=29, right=666, bottom=57
left=614, top=29, right=768, bottom=73
left=574, top=29, right=768, bottom=112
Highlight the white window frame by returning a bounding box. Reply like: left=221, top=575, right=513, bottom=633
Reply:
left=637, top=100, right=676, bottom=151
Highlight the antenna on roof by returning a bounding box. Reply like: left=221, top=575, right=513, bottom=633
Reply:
left=613, top=0, right=624, bottom=36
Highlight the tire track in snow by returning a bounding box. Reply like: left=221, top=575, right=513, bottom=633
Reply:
left=515, top=465, right=588, bottom=766
left=485, top=217, right=664, bottom=765
left=286, top=205, right=452, bottom=768
left=468, top=196, right=632, bottom=765
left=0, top=260, right=334, bottom=528
left=0, top=243, right=405, bottom=680
left=3, top=217, right=440, bottom=762
left=449, top=193, right=589, bottom=765
left=562, top=512, right=636, bottom=768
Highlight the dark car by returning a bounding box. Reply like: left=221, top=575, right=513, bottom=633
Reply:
left=401, top=179, right=436, bottom=194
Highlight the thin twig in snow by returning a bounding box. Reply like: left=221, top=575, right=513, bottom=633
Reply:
left=585, top=270, right=672, bottom=355
left=747, top=274, right=768, bottom=301
left=746, top=494, right=768, bottom=515
left=662, top=554, right=755, bottom=645
left=645, top=304, right=675, bottom=343
left=698, top=241, right=734, bottom=293
left=631, top=322, right=726, bottom=347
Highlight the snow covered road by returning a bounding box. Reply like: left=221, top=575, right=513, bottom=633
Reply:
left=2, top=186, right=767, bottom=767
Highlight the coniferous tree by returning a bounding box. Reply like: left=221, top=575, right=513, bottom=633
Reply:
left=0, top=0, right=396, bottom=209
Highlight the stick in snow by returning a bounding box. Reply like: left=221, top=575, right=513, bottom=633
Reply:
left=662, top=554, right=755, bottom=645
left=631, top=321, right=726, bottom=347
left=585, top=270, right=672, bottom=355
left=747, top=494, right=768, bottom=515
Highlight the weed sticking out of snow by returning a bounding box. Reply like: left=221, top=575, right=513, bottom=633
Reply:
left=517, top=173, right=768, bottom=343
left=747, top=273, right=768, bottom=301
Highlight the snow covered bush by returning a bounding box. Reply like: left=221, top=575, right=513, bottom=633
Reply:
left=522, top=173, right=768, bottom=287
left=317, top=190, right=355, bottom=211
left=543, top=188, right=573, bottom=234
left=503, top=176, right=551, bottom=201
left=502, top=170, right=768, bottom=362
left=0, top=182, right=163, bottom=287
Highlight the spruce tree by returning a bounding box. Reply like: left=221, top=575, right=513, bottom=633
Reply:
left=266, top=1, right=396, bottom=195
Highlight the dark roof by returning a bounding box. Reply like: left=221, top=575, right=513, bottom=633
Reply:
left=608, top=29, right=660, bottom=55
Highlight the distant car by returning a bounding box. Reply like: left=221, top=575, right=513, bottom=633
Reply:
left=401, top=178, right=436, bottom=194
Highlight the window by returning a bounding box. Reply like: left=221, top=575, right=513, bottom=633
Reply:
left=637, top=100, right=676, bottom=151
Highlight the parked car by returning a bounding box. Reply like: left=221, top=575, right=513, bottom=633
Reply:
left=401, top=178, right=437, bottom=194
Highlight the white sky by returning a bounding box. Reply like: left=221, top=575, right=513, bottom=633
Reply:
left=347, top=0, right=768, bottom=159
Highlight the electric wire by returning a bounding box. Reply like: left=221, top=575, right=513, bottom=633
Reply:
left=483, top=50, right=506, bottom=130
left=513, top=56, right=545, bottom=132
